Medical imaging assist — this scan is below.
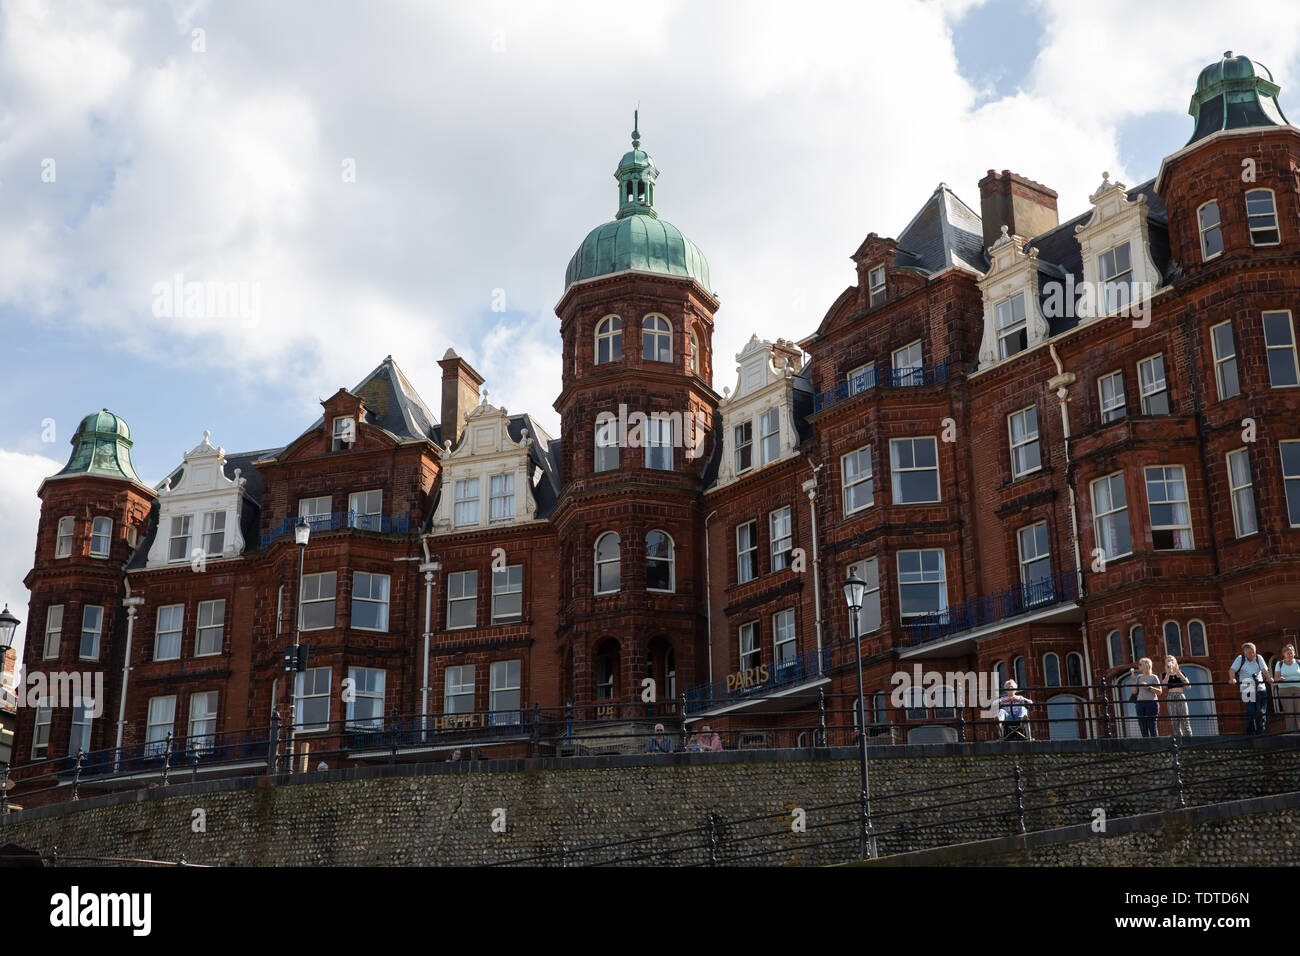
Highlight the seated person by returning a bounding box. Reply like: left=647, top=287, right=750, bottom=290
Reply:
left=644, top=723, right=675, bottom=754
left=996, top=680, right=1034, bottom=738
left=686, top=724, right=722, bottom=752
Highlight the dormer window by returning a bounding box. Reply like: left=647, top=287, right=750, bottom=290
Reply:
left=868, top=265, right=887, bottom=307
left=1098, top=242, right=1133, bottom=314
left=595, top=315, right=622, bottom=364
left=332, top=416, right=354, bottom=451
left=995, top=293, right=1028, bottom=358
left=1246, top=189, right=1280, bottom=245
left=759, top=409, right=780, bottom=465
left=734, top=421, right=753, bottom=473
left=454, top=478, right=480, bottom=527
left=1198, top=201, right=1223, bottom=260
left=642, top=314, right=672, bottom=362
left=168, top=515, right=193, bottom=562
left=202, top=510, right=226, bottom=555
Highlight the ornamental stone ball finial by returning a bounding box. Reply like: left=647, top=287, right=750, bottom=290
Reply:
left=203, top=429, right=211, bottom=443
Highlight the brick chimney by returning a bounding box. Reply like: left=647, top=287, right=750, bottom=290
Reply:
left=977, top=170, right=1059, bottom=251
left=437, top=348, right=485, bottom=448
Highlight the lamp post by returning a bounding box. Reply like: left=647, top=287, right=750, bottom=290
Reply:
left=842, top=572, right=877, bottom=860
left=286, top=518, right=310, bottom=772
left=0, top=604, right=19, bottom=787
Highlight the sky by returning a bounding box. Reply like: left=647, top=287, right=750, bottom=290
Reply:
left=3, top=0, right=1300, bottom=657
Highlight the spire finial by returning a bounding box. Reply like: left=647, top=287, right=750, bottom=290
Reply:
left=632, top=108, right=640, bottom=149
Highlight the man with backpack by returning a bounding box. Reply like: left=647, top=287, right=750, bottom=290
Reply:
left=1228, top=642, right=1273, bottom=735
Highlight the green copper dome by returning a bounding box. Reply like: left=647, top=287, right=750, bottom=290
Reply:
left=565, top=115, right=712, bottom=293
left=1187, top=51, right=1289, bottom=145
left=54, top=408, right=144, bottom=484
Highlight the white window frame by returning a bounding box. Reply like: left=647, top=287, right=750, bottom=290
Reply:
left=447, top=570, right=478, bottom=629
left=1144, top=464, right=1193, bottom=551
left=1017, top=521, right=1052, bottom=596
left=1091, top=471, right=1132, bottom=561
left=454, top=478, right=480, bottom=527
left=69, top=699, right=93, bottom=756
left=594, top=532, right=621, bottom=594
left=645, top=530, right=675, bottom=593
left=444, top=665, right=475, bottom=714
left=1263, top=310, right=1300, bottom=389
left=736, top=521, right=758, bottom=584
left=760, top=409, right=781, bottom=465
left=897, top=549, right=947, bottom=619
left=1226, top=448, right=1258, bottom=538
left=1097, top=241, right=1133, bottom=315
left=89, top=516, right=112, bottom=557
left=346, top=667, right=386, bottom=729
left=1245, top=188, right=1280, bottom=246
left=594, top=417, right=619, bottom=472
left=769, top=506, right=793, bottom=572
left=689, top=329, right=701, bottom=375
left=1210, top=321, right=1240, bottom=400
left=1198, top=200, right=1223, bottom=261
left=299, top=571, right=337, bottom=631
left=348, top=489, right=382, bottom=531
left=155, top=604, right=184, bottom=661
left=299, top=496, right=332, bottom=531
left=1008, top=406, right=1041, bottom=479
left=55, top=516, right=74, bottom=558
left=773, top=609, right=797, bottom=670
left=868, top=265, right=886, bottom=307
left=739, top=621, right=760, bottom=672
left=846, top=363, right=876, bottom=395
left=892, top=340, right=923, bottom=386
left=1188, top=620, right=1208, bottom=657
left=488, top=473, right=515, bottom=523
left=294, top=667, right=332, bottom=732
left=188, top=691, right=218, bottom=753
left=145, top=696, right=176, bottom=757
left=79, top=605, right=103, bottom=660
left=645, top=415, right=673, bottom=470
left=167, top=514, right=193, bottom=563
left=1281, top=440, right=1300, bottom=528
left=642, top=314, right=672, bottom=363
left=995, top=292, right=1028, bottom=359
left=351, top=572, right=390, bottom=631
left=201, top=510, right=226, bottom=555
left=841, top=446, right=873, bottom=516
left=491, top=565, right=524, bottom=623
left=733, top=420, right=753, bottom=474
left=595, top=315, right=622, bottom=365
left=331, top=415, right=354, bottom=451
left=890, top=436, right=941, bottom=504
left=1098, top=370, right=1126, bottom=423
left=196, top=599, right=224, bottom=656
left=32, top=705, right=52, bottom=759
left=43, top=604, right=63, bottom=659
left=1163, top=620, right=1184, bottom=659
left=490, top=660, right=521, bottom=724
left=1138, top=354, right=1169, bottom=414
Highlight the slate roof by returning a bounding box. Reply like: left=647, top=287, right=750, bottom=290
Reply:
left=297, top=356, right=441, bottom=448
left=894, top=184, right=989, bottom=275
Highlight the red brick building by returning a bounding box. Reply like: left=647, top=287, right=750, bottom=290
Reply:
left=10, top=54, right=1300, bottom=790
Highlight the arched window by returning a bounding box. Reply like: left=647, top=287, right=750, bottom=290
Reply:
left=1163, top=620, right=1183, bottom=658
left=595, top=640, right=619, bottom=701
left=594, top=532, right=621, bottom=594
left=642, top=314, right=672, bottom=362
left=665, top=647, right=676, bottom=699
left=1108, top=630, right=1124, bottom=667
left=932, top=684, right=956, bottom=719
left=1066, top=652, right=1084, bottom=687
left=1245, top=188, right=1280, bottom=246
left=595, top=316, right=622, bottom=365
left=689, top=329, right=701, bottom=375
left=1129, top=625, right=1146, bottom=661
left=1013, top=656, right=1028, bottom=689
left=645, top=530, right=675, bottom=592
left=873, top=692, right=888, bottom=726
left=1188, top=620, right=1208, bottom=657
left=1043, top=653, right=1061, bottom=688
left=993, top=660, right=1007, bottom=688
left=1046, top=694, right=1084, bottom=740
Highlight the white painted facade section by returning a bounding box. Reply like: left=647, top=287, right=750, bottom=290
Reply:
left=146, top=432, right=248, bottom=567
left=977, top=226, right=1052, bottom=370
left=713, top=335, right=802, bottom=489
left=430, top=397, right=542, bottom=533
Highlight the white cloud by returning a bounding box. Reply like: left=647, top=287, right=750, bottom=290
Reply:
left=0, top=449, right=62, bottom=662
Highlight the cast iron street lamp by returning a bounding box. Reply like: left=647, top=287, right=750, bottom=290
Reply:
left=842, top=572, right=877, bottom=860
left=286, top=518, right=310, bottom=771
left=0, top=604, right=18, bottom=652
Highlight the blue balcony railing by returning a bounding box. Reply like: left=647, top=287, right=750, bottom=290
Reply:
left=683, top=647, right=832, bottom=715
left=903, top=568, right=1079, bottom=646
left=260, top=511, right=413, bottom=548
left=813, top=358, right=953, bottom=413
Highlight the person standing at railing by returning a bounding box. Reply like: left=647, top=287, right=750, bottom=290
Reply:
left=1132, top=658, right=1163, bottom=738
left=644, top=723, right=675, bottom=754
left=1162, top=656, right=1192, bottom=738
left=1273, top=644, right=1300, bottom=732
left=1228, top=642, right=1272, bottom=735
left=687, top=724, right=722, bottom=752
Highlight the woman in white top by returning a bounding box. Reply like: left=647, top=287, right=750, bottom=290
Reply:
left=1274, top=644, right=1300, bottom=733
